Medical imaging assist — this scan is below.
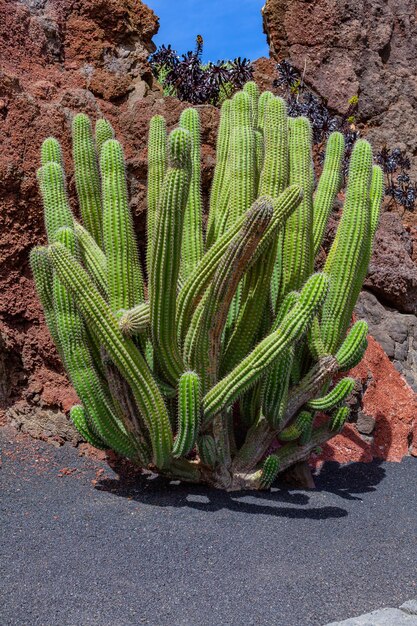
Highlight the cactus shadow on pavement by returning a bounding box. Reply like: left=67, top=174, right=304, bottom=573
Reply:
left=94, top=459, right=386, bottom=519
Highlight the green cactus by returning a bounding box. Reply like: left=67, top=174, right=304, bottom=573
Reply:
left=307, top=377, right=355, bottom=411
left=118, top=303, right=150, bottom=336
left=259, top=454, right=280, bottom=489
left=329, top=405, right=350, bottom=432
left=179, top=108, right=204, bottom=281
left=150, top=128, right=191, bottom=386
left=95, top=118, right=115, bottom=157
left=146, top=115, right=167, bottom=277
left=70, top=405, right=108, bottom=450
left=72, top=114, right=103, bottom=248
left=101, top=139, right=145, bottom=312
left=207, top=99, right=232, bottom=246
left=173, top=371, right=201, bottom=458
left=41, top=137, right=63, bottom=167
left=278, top=410, right=313, bottom=442
left=32, top=87, right=381, bottom=491
left=336, top=320, right=368, bottom=371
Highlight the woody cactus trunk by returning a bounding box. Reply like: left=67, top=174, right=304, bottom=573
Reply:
left=30, top=83, right=383, bottom=490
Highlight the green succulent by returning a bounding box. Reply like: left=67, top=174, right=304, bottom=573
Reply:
left=31, top=83, right=383, bottom=490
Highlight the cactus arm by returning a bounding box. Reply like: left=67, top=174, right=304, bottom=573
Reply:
left=283, top=355, right=339, bottom=425
left=49, top=241, right=173, bottom=468
left=307, top=377, right=355, bottom=411
left=117, top=302, right=150, bottom=336
left=259, top=454, right=280, bottom=489
left=226, top=91, right=257, bottom=330
left=180, top=185, right=301, bottom=355
left=207, top=99, right=232, bottom=247
left=278, top=117, right=314, bottom=302
left=37, top=162, right=74, bottom=240
left=70, top=405, right=108, bottom=450
left=329, top=405, right=350, bottom=432
left=307, top=316, right=327, bottom=360
left=369, top=165, right=384, bottom=240
left=312, top=132, right=345, bottom=257
left=72, top=114, right=103, bottom=247
left=261, top=291, right=300, bottom=429
left=336, top=320, right=368, bottom=371
left=179, top=108, right=204, bottom=281
left=321, top=139, right=373, bottom=353
left=228, top=91, right=256, bottom=229
left=223, top=99, right=290, bottom=371
left=41, top=137, right=63, bottom=167
left=346, top=163, right=384, bottom=317
left=149, top=128, right=191, bottom=386
left=101, top=139, right=145, bottom=312
left=259, top=98, right=289, bottom=198
left=257, top=91, right=275, bottom=132
left=183, top=292, right=207, bottom=368
left=74, top=221, right=107, bottom=295
left=190, top=198, right=273, bottom=388
left=52, top=228, right=142, bottom=460
left=172, top=371, right=201, bottom=458
left=146, top=115, right=167, bottom=277
left=203, top=273, right=329, bottom=422
left=278, top=410, right=313, bottom=442
left=262, top=349, right=294, bottom=428
left=30, top=246, right=63, bottom=358
left=243, top=81, right=260, bottom=129
left=254, top=130, right=264, bottom=186
left=95, top=118, right=114, bottom=157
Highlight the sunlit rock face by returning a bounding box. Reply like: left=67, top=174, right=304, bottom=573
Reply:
left=262, top=0, right=417, bottom=182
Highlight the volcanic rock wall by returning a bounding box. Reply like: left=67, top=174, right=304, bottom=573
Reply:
left=0, top=0, right=218, bottom=438
left=262, top=0, right=417, bottom=180
left=0, top=0, right=415, bottom=461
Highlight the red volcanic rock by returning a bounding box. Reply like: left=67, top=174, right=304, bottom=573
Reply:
left=317, top=335, right=417, bottom=466
left=0, top=0, right=218, bottom=433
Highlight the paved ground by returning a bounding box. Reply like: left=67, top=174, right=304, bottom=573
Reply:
left=1, top=428, right=417, bottom=626
left=326, top=600, right=417, bottom=625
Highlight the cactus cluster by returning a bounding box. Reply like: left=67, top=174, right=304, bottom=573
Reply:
left=31, top=83, right=383, bottom=490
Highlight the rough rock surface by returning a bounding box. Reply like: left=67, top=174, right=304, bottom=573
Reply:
left=355, top=291, right=417, bottom=392
left=0, top=0, right=218, bottom=434
left=262, top=0, right=417, bottom=182
left=316, top=335, right=417, bottom=466
left=365, top=211, right=417, bottom=314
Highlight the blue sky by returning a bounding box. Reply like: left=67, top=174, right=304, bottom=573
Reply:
left=148, top=0, right=268, bottom=63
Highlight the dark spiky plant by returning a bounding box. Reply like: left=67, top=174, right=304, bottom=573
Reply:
left=31, top=83, right=383, bottom=490
left=149, top=37, right=253, bottom=106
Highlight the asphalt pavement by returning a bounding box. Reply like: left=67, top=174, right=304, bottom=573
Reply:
left=1, top=428, right=416, bottom=626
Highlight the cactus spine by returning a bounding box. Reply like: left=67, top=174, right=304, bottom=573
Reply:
left=32, top=85, right=381, bottom=491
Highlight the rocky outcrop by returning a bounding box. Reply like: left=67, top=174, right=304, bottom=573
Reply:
left=0, top=0, right=218, bottom=429
left=262, top=0, right=417, bottom=181
left=365, top=212, right=417, bottom=314
left=316, top=335, right=417, bottom=466
left=355, top=291, right=417, bottom=392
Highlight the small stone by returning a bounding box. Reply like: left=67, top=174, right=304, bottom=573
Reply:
left=356, top=411, right=376, bottom=435
left=325, top=607, right=417, bottom=625
left=401, top=599, right=417, bottom=615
